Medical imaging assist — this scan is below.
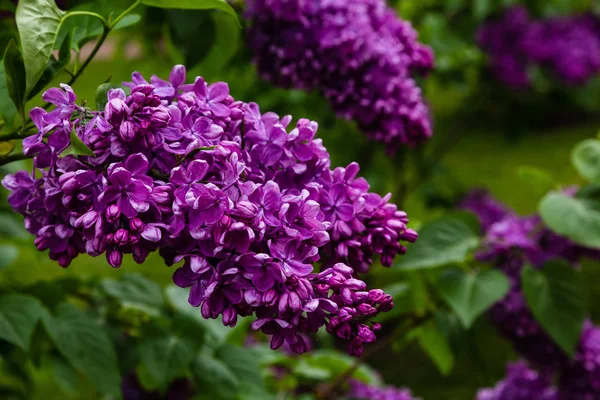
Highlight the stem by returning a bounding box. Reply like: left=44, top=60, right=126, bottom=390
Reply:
left=64, top=11, right=108, bottom=26
left=316, top=312, right=434, bottom=399
left=66, top=26, right=110, bottom=87
left=0, top=153, right=32, bottom=166
left=0, top=129, right=36, bottom=142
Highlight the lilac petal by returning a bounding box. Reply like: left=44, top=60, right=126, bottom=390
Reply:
left=42, top=88, right=67, bottom=105
left=252, top=269, right=275, bottom=291
left=118, top=197, right=137, bottom=218
left=208, top=82, right=229, bottom=102
left=170, top=64, right=186, bottom=87
left=187, top=160, right=209, bottom=182
left=141, top=224, right=161, bottom=242
left=209, top=103, right=230, bottom=117
left=190, top=256, right=210, bottom=274
left=169, top=165, right=188, bottom=186
left=127, top=181, right=152, bottom=201
left=109, top=168, right=132, bottom=187
left=336, top=204, right=355, bottom=221
left=153, top=86, right=175, bottom=98
left=284, top=260, right=313, bottom=277
left=99, top=186, right=121, bottom=204
left=193, top=77, right=207, bottom=98
left=188, top=282, right=204, bottom=307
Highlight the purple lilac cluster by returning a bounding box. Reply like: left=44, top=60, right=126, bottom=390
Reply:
left=246, top=0, right=434, bottom=152
left=461, top=190, right=600, bottom=398
left=2, top=65, right=417, bottom=356
left=348, top=380, right=420, bottom=400
left=477, top=6, right=600, bottom=88
left=476, top=361, right=557, bottom=400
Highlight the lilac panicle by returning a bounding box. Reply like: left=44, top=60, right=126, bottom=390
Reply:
left=476, top=361, right=557, bottom=400
left=246, top=0, right=434, bottom=152
left=477, top=6, right=600, bottom=88
left=348, top=379, right=421, bottom=400
left=2, top=65, right=418, bottom=356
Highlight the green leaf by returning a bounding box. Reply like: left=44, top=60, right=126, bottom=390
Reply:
left=0, top=294, right=42, bottom=350
left=0, top=244, right=18, bottom=270
left=539, top=191, right=600, bottom=248
left=411, top=320, right=455, bottom=376
left=137, top=334, right=197, bottom=390
left=165, top=286, right=230, bottom=345
left=196, top=11, right=241, bottom=78
left=0, top=63, right=18, bottom=127
left=101, top=274, right=164, bottom=316
left=191, top=354, right=240, bottom=400
left=3, top=40, right=26, bottom=121
left=69, top=127, right=95, bottom=156
left=298, top=350, right=380, bottom=385
left=437, top=269, right=510, bottom=328
left=95, top=83, right=121, bottom=111
left=52, top=356, right=77, bottom=395
left=41, top=303, right=121, bottom=397
left=522, top=261, right=586, bottom=356
left=394, top=214, right=480, bottom=270
left=27, top=29, right=73, bottom=101
left=572, top=139, right=600, bottom=182
left=516, top=166, right=555, bottom=198
left=473, top=0, right=492, bottom=21
left=15, top=0, right=66, bottom=93
left=141, top=0, right=239, bottom=25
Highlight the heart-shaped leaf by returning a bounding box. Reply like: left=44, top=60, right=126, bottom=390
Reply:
left=0, top=294, right=42, bottom=350
left=572, top=139, right=600, bottom=183
left=522, top=261, right=585, bottom=356
left=141, top=0, right=239, bottom=25
left=437, top=269, right=509, bottom=328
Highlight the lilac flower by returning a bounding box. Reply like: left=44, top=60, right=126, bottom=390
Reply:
left=476, top=361, right=557, bottom=400
left=3, top=64, right=418, bottom=355
left=246, top=0, right=434, bottom=152
left=558, top=321, right=600, bottom=398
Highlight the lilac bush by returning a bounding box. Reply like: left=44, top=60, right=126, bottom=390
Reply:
left=2, top=65, right=418, bottom=356
left=477, top=6, right=600, bottom=88
left=245, top=0, right=434, bottom=152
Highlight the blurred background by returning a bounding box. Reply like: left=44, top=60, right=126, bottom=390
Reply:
left=1, top=0, right=600, bottom=398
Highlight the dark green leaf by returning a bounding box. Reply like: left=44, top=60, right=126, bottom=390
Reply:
left=522, top=261, right=585, bottom=356
left=437, top=269, right=510, bottom=328
left=95, top=83, right=121, bottom=111
left=41, top=303, right=120, bottom=397
left=0, top=244, right=18, bottom=270
left=572, top=139, right=600, bottom=183
left=52, top=356, right=77, bottom=395
left=539, top=192, right=600, bottom=248
left=137, top=334, right=197, bottom=390
left=394, top=214, right=480, bottom=270
left=410, top=320, right=455, bottom=376
left=15, top=0, right=66, bottom=93
left=191, top=354, right=240, bottom=400
left=3, top=40, right=26, bottom=121
left=101, top=274, right=164, bottom=316
left=141, top=0, right=239, bottom=25
left=473, top=0, right=493, bottom=20
left=197, top=11, right=241, bottom=79
left=26, top=29, right=73, bottom=101
left=298, top=350, right=380, bottom=385
left=0, top=63, right=17, bottom=127
left=165, top=286, right=230, bottom=345
left=0, top=294, right=42, bottom=350
left=69, top=128, right=95, bottom=156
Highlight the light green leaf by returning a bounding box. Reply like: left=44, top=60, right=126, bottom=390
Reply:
left=0, top=244, right=18, bottom=270
left=27, top=29, right=73, bottom=101
left=473, top=0, right=492, bottom=20
left=572, top=139, right=600, bottom=182
left=522, top=261, right=585, bottom=356
left=41, top=303, right=121, bottom=397
left=137, top=334, right=197, bottom=390
left=101, top=274, right=165, bottom=316
left=411, top=320, right=455, bottom=376
left=298, top=350, right=381, bottom=385
left=141, top=0, right=239, bottom=25
left=539, top=191, right=600, bottom=248
left=3, top=40, right=26, bottom=121
left=0, top=63, right=18, bottom=127
left=15, top=0, right=66, bottom=93
left=69, top=127, right=95, bottom=156
left=192, top=354, right=240, bottom=400
left=437, top=269, right=510, bottom=328
left=95, top=82, right=121, bottom=111
left=52, top=356, right=77, bottom=395
left=394, top=214, right=480, bottom=270
left=0, top=294, right=42, bottom=350
left=516, top=166, right=555, bottom=198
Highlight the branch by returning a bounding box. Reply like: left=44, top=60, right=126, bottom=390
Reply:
left=0, top=153, right=31, bottom=166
